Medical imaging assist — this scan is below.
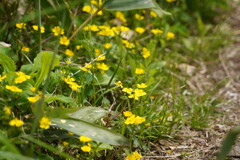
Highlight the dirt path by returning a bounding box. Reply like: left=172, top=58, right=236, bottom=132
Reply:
left=146, top=1, right=240, bottom=159
left=178, top=1, right=240, bottom=159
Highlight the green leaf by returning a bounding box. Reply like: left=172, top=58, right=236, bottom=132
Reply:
left=45, top=95, right=73, bottom=103
left=0, top=134, right=20, bottom=154
left=0, top=53, right=16, bottom=73
left=217, top=126, right=240, bottom=160
left=92, top=143, right=114, bottom=152
left=104, top=0, right=156, bottom=10
left=51, top=118, right=128, bottom=145
left=0, top=151, right=33, bottom=160
left=22, top=136, right=77, bottom=160
left=67, top=107, right=107, bottom=122
left=104, top=0, right=171, bottom=17
left=34, top=51, right=60, bottom=89
left=47, top=108, right=78, bottom=119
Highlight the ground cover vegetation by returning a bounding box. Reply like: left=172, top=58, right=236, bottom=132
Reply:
left=0, top=0, right=231, bottom=159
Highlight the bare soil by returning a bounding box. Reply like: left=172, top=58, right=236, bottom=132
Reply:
left=144, top=1, right=240, bottom=159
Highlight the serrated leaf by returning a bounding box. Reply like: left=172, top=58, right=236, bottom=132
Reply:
left=67, top=107, right=107, bottom=122
left=45, top=95, right=73, bottom=103
left=51, top=118, right=128, bottom=145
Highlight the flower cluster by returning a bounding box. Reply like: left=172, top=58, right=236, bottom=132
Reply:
left=9, top=118, right=24, bottom=127
left=126, top=151, right=142, bottom=160
left=79, top=136, right=92, bottom=152
left=52, top=26, right=64, bottom=36
left=39, top=117, right=51, bottom=129
left=63, top=76, right=82, bottom=91
left=117, top=82, right=148, bottom=100
left=82, top=5, right=102, bottom=15
left=6, top=85, right=23, bottom=93
left=27, top=93, right=41, bottom=103
left=15, top=72, right=31, bottom=84
left=32, top=25, right=45, bottom=33
left=124, top=111, right=146, bottom=125
left=141, top=48, right=150, bottom=59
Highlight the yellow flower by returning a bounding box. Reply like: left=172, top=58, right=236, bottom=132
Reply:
left=141, top=48, right=150, bottom=59
left=65, top=49, right=74, bottom=57
left=134, top=88, right=146, bottom=96
left=60, top=36, right=70, bottom=46
left=79, top=136, right=92, bottom=142
left=39, top=117, right=51, bottom=129
left=145, top=123, right=151, bottom=127
left=6, top=85, right=22, bottom=93
left=68, top=132, right=74, bottom=135
left=21, top=46, right=30, bottom=52
left=0, top=75, right=6, bottom=82
left=122, top=40, right=135, bottom=49
left=79, top=63, right=92, bottom=73
left=133, top=151, right=142, bottom=159
left=166, top=32, right=175, bottom=40
left=63, top=76, right=75, bottom=84
left=69, top=82, right=82, bottom=91
left=76, top=45, right=83, bottom=50
left=124, top=115, right=136, bottom=125
left=151, top=29, right=163, bottom=35
left=63, top=76, right=82, bottom=91
left=166, top=0, right=176, bottom=2
left=134, top=116, right=146, bottom=124
left=30, top=87, right=36, bottom=92
left=96, top=63, right=109, bottom=71
left=104, top=43, right=112, bottom=49
left=81, top=145, right=91, bottom=152
left=63, top=141, right=69, bottom=146
left=135, top=68, right=145, bottom=74
left=27, top=95, right=41, bottom=103
left=9, top=118, right=24, bottom=127
left=32, top=25, right=45, bottom=33
left=135, top=27, right=145, bottom=34
left=95, top=49, right=105, bottom=61
left=97, top=27, right=115, bottom=36
left=84, top=25, right=99, bottom=32
left=150, top=11, right=157, bottom=17
left=91, top=0, right=98, bottom=5
left=15, top=72, right=31, bottom=84
left=125, top=115, right=145, bottom=125
left=82, top=5, right=92, bottom=13
left=122, top=88, right=133, bottom=94
left=115, top=81, right=123, bottom=88
left=116, top=11, right=127, bottom=23
left=137, top=83, right=147, bottom=88
left=82, top=5, right=101, bottom=15
left=128, top=89, right=146, bottom=100
left=16, top=23, right=26, bottom=29
left=125, top=155, right=135, bottom=160
left=135, top=14, right=144, bottom=20
left=52, top=26, right=64, bottom=36
left=4, top=106, right=11, bottom=115
left=123, top=111, right=132, bottom=117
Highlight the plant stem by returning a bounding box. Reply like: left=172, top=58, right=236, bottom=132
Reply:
left=69, top=8, right=101, bottom=40
left=38, top=0, right=42, bottom=52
